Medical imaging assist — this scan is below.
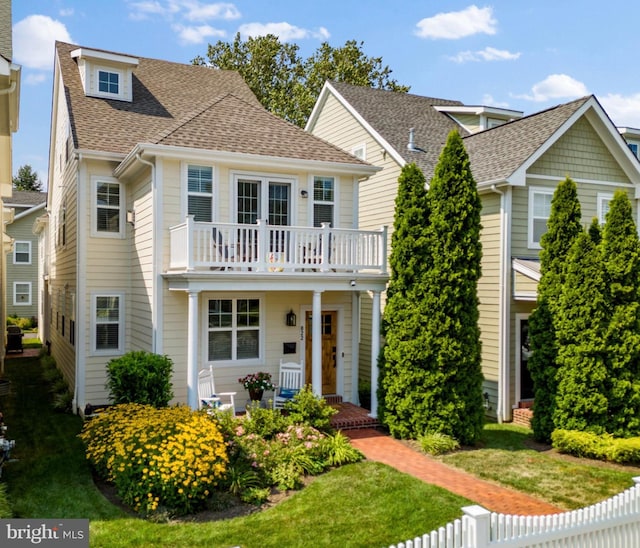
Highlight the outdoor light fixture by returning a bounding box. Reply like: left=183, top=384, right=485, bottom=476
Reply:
left=483, top=392, right=491, bottom=410
left=286, top=309, right=297, bottom=327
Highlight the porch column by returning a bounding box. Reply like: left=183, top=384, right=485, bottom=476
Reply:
left=369, top=290, right=381, bottom=418
left=187, top=290, right=200, bottom=409
left=311, top=290, right=323, bottom=396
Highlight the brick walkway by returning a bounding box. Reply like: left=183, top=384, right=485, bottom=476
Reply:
left=345, top=428, right=562, bottom=516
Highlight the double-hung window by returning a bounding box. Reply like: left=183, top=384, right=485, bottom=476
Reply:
left=13, top=282, right=31, bottom=306
left=313, top=176, right=335, bottom=227
left=187, top=165, right=214, bottom=222
left=93, top=178, right=123, bottom=236
left=92, top=293, right=124, bottom=354
left=597, top=193, right=613, bottom=225
left=13, top=241, right=31, bottom=264
left=207, top=298, right=261, bottom=363
left=528, top=187, right=554, bottom=248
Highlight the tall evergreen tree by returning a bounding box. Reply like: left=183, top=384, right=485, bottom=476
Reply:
left=13, top=164, right=43, bottom=191
left=601, top=190, right=640, bottom=436
left=554, top=230, right=610, bottom=433
left=378, top=163, right=430, bottom=435
left=528, top=177, right=582, bottom=442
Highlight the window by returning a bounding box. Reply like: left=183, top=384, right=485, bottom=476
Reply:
left=313, top=176, right=335, bottom=227
left=598, top=193, right=613, bottom=225
left=352, top=144, right=366, bottom=160
left=207, top=298, right=261, bottom=363
left=92, top=294, right=124, bottom=353
left=187, top=165, right=213, bottom=221
left=528, top=188, right=554, bottom=248
left=13, top=282, right=31, bottom=306
left=628, top=142, right=639, bottom=158
left=93, top=178, right=123, bottom=236
left=236, top=176, right=291, bottom=226
left=13, top=241, right=31, bottom=264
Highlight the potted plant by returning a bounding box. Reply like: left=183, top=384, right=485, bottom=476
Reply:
left=238, top=372, right=275, bottom=402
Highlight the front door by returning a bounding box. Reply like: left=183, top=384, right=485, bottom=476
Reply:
left=305, top=311, right=337, bottom=394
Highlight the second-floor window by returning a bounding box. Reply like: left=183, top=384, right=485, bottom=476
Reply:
left=313, top=176, right=335, bottom=227
left=14, top=241, right=31, bottom=264
left=236, top=176, right=291, bottom=226
left=188, top=165, right=213, bottom=222
left=94, top=178, right=123, bottom=236
left=598, top=193, right=613, bottom=225
left=528, top=187, right=554, bottom=248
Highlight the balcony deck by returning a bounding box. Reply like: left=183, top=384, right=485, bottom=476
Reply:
left=169, top=218, right=388, bottom=275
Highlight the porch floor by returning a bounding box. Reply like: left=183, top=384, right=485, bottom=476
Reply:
left=329, top=399, right=380, bottom=431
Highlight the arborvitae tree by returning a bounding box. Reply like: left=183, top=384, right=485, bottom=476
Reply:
left=554, top=230, right=610, bottom=433
left=528, top=177, right=582, bottom=442
left=378, top=163, right=430, bottom=434
left=382, top=131, right=484, bottom=444
left=601, top=190, right=640, bottom=436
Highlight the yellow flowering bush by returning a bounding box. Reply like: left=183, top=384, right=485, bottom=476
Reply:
left=79, top=403, right=228, bottom=515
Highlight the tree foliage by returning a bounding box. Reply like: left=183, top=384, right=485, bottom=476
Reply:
left=195, top=34, right=409, bottom=127
left=380, top=131, right=484, bottom=445
left=13, top=164, right=43, bottom=192
left=528, top=177, right=582, bottom=442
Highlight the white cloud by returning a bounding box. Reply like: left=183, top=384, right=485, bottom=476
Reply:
left=13, top=15, right=72, bottom=71
left=182, top=2, right=240, bottom=21
left=415, top=5, right=497, bottom=40
left=599, top=93, right=640, bottom=128
left=481, top=94, right=511, bottom=109
left=59, top=8, right=74, bottom=17
left=449, top=47, right=520, bottom=63
left=172, top=23, right=226, bottom=45
left=239, top=22, right=330, bottom=41
left=128, top=1, right=239, bottom=21
left=24, top=73, right=47, bottom=86
left=517, top=74, right=589, bottom=102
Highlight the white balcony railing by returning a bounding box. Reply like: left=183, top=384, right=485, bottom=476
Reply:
left=169, top=217, right=387, bottom=274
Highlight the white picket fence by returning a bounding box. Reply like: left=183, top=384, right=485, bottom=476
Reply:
left=390, top=477, right=640, bottom=548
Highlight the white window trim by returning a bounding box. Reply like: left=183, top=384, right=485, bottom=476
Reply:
left=90, top=292, right=125, bottom=356
left=13, top=281, right=32, bottom=306
left=94, top=65, right=125, bottom=100
left=310, top=174, right=338, bottom=227
left=528, top=186, right=555, bottom=249
left=202, top=293, right=265, bottom=367
left=182, top=162, right=217, bottom=221
left=13, top=240, right=32, bottom=265
left=91, top=176, right=125, bottom=238
left=597, top=192, right=614, bottom=225
left=231, top=171, right=296, bottom=224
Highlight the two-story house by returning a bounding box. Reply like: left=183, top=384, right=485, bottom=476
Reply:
left=0, top=0, right=21, bottom=371
left=307, top=81, right=640, bottom=423
left=4, top=190, right=47, bottom=321
left=47, top=42, right=388, bottom=415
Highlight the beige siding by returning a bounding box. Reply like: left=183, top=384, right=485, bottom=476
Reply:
left=513, top=271, right=538, bottom=297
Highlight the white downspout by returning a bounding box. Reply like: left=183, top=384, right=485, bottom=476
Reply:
left=491, top=184, right=512, bottom=423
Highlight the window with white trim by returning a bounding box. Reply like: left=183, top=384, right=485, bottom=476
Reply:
left=207, top=298, right=261, bottom=363
left=597, top=193, right=613, bottom=225
left=13, top=241, right=31, bottom=264
left=13, top=282, right=31, bottom=306
left=528, top=187, right=554, bottom=248
left=92, top=293, right=124, bottom=354
left=187, top=165, right=214, bottom=222
left=93, top=178, right=123, bottom=236
left=95, top=67, right=124, bottom=99
left=313, top=176, right=335, bottom=227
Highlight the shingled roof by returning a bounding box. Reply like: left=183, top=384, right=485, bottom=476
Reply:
left=324, top=81, right=467, bottom=177
left=56, top=42, right=368, bottom=167
left=324, top=81, right=594, bottom=184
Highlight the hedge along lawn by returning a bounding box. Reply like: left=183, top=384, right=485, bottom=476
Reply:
left=434, top=423, right=640, bottom=510
left=1, top=356, right=471, bottom=547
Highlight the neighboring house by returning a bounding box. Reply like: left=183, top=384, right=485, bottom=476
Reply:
left=47, top=42, right=388, bottom=415
left=307, top=80, right=640, bottom=422
left=4, top=191, right=47, bottom=320
left=0, top=0, right=21, bottom=369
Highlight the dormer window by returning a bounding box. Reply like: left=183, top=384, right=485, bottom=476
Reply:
left=98, top=69, right=120, bottom=96
left=71, top=47, right=138, bottom=102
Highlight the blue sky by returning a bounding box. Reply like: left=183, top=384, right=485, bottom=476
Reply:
left=11, top=1, right=640, bottom=187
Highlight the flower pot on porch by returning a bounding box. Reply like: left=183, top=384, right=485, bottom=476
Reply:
left=248, top=389, right=264, bottom=402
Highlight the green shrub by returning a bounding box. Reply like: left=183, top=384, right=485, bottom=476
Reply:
left=284, top=386, right=337, bottom=433
left=608, top=438, right=640, bottom=464
left=106, top=351, right=174, bottom=407
left=321, top=432, right=364, bottom=466
left=418, top=431, right=460, bottom=455
left=6, top=315, right=35, bottom=330
left=243, top=401, right=292, bottom=438
left=0, top=483, right=12, bottom=518
left=552, top=429, right=614, bottom=460
left=79, top=403, right=228, bottom=516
